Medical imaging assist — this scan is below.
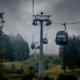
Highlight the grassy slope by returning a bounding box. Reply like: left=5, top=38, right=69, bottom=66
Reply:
left=3, top=61, right=28, bottom=72
left=23, top=54, right=80, bottom=80
left=3, top=55, right=80, bottom=80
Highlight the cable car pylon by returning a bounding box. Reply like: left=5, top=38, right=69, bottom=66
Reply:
left=33, top=12, right=52, bottom=79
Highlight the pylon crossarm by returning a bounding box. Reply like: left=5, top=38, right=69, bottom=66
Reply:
left=33, top=14, right=51, bottom=17
left=33, top=14, right=51, bottom=21
left=33, top=19, right=51, bottom=22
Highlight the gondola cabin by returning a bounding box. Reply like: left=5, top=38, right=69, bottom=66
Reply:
left=36, top=46, right=40, bottom=49
left=55, top=31, right=69, bottom=45
left=43, top=38, right=48, bottom=44
left=31, top=43, right=35, bottom=49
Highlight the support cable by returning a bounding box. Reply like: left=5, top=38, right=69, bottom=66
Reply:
left=44, top=26, right=50, bottom=38
left=32, top=0, right=34, bottom=16
left=52, top=21, right=80, bottom=25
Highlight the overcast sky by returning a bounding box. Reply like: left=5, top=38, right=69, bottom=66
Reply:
left=0, top=0, right=80, bottom=55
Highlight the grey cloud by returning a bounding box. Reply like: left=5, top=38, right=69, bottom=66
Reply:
left=1, top=0, right=80, bottom=55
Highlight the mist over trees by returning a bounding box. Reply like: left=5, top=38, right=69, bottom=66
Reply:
left=59, top=35, right=80, bottom=72
left=1, top=33, right=30, bottom=62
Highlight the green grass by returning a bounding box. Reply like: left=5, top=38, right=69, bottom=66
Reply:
left=2, top=55, right=80, bottom=80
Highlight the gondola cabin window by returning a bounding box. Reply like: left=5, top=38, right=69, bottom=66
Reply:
left=57, top=35, right=66, bottom=38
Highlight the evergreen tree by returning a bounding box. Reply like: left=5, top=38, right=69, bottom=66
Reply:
left=59, top=35, right=80, bottom=72
left=1, top=33, right=30, bottom=62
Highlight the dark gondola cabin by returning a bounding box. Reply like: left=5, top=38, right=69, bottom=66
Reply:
left=36, top=46, right=40, bottom=49
left=43, top=38, right=48, bottom=44
left=55, top=31, right=69, bottom=45
left=31, top=43, right=35, bottom=49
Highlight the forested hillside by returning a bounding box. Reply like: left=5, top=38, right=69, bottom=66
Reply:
left=1, top=33, right=30, bottom=62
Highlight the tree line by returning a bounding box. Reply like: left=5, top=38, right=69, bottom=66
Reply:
left=59, top=35, right=80, bottom=72
left=0, top=33, right=30, bottom=62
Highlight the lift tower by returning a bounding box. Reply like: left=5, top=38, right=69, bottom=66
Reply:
left=33, top=12, right=52, bottom=79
